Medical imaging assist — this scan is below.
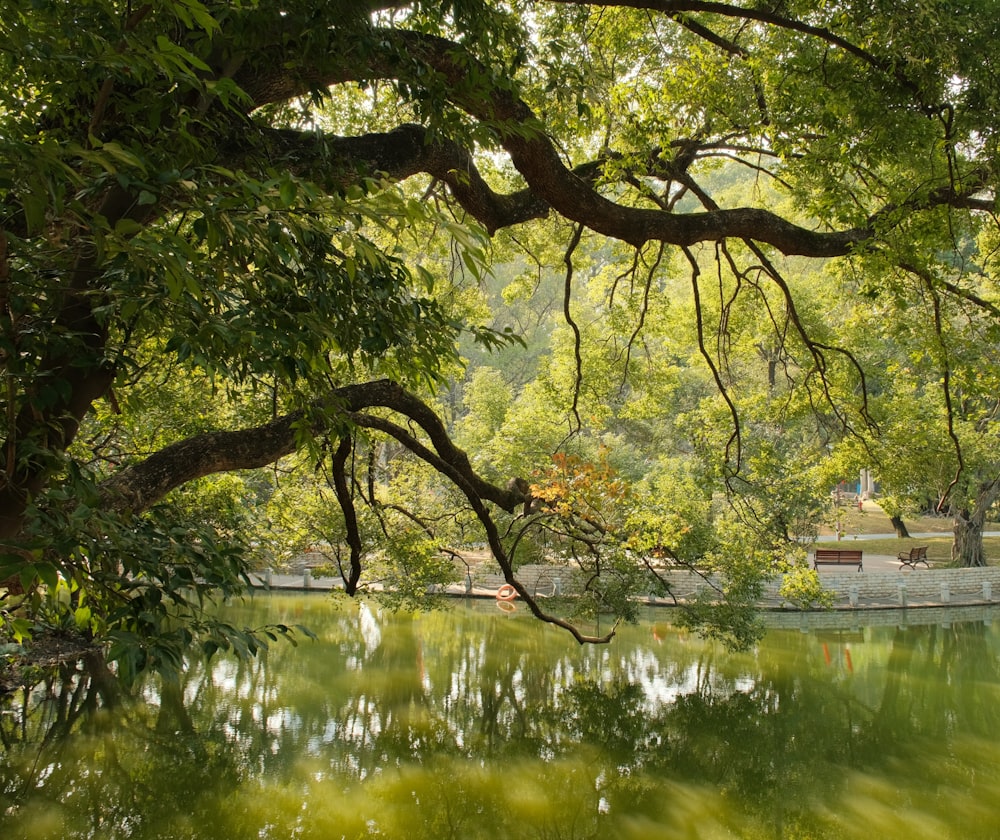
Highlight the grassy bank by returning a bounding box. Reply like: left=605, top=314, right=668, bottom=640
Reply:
left=819, top=534, right=1000, bottom=564
left=815, top=501, right=1000, bottom=565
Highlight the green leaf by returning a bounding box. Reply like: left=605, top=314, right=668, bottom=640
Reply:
left=8, top=619, right=33, bottom=644
left=115, top=218, right=144, bottom=235
left=174, top=0, right=221, bottom=33
left=155, top=35, right=212, bottom=73
left=97, top=142, right=147, bottom=172
left=74, top=605, right=93, bottom=631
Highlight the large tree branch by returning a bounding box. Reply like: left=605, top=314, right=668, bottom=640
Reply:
left=233, top=28, right=872, bottom=256
left=96, top=377, right=616, bottom=643
left=226, top=16, right=996, bottom=257
left=349, top=411, right=615, bottom=644
left=99, top=379, right=527, bottom=515
left=246, top=123, right=551, bottom=233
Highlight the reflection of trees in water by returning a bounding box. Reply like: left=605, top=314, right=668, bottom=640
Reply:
left=1, top=653, right=250, bottom=838
left=661, top=632, right=834, bottom=834
left=4, top=605, right=1000, bottom=839
left=870, top=621, right=1000, bottom=743
left=1, top=651, right=119, bottom=750
left=2, top=651, right=120, bottom=825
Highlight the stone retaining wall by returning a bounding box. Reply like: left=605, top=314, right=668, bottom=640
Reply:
left=266, top=562, right=1000, bottom=613
left=791, top=566, right=1000, bottom=606
left=657, top=566, right=1000, bottom=609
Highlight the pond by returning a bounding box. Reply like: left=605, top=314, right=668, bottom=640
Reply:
left=3, top=595, right=1000, bottom=839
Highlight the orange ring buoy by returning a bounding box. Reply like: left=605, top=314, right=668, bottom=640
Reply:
left=496, top=583, right=518, bottom=601
left=496, top=599, right=517, bottom=613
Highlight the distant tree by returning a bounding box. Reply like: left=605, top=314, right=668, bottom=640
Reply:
left=825, top=241, right=1000, bottom=565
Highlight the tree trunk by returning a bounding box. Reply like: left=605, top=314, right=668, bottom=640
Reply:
left=951, top=478, right=1000, bottom=567
left=953, top=509, right=987, bottom=567
left=889, top=515, right=911, bottom=539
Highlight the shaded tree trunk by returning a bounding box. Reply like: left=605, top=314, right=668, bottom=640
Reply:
left=953, top=508, right=988, bottom=567
left=889, top=515, right=910, bottom=539
left=948, top=477, right=1000, bottom=567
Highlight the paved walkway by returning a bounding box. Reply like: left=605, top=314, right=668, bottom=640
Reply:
left=824, top=551, right=897, bottom=573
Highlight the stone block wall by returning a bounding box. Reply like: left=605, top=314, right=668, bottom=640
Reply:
left=656, top=567, right=1000, bottom=609
left=781, top=567, right=1000, bottom=606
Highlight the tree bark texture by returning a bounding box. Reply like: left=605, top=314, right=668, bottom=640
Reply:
left=950, top=479, right=1000, bottom=567
left=99, top=380, right=529, bottom=518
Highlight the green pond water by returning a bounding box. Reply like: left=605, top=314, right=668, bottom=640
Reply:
left=3, top=596, right=1000, bottom=840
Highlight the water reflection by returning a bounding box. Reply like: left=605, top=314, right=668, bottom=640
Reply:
left=3, top=598, right=1000, bottom=839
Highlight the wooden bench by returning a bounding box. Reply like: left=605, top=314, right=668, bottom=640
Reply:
left=813, top=548, right=863, bottom=571
left=897, top=546, right=929, bottom=569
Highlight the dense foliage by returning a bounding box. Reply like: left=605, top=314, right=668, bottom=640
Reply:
left=2, top=0, right=999, bottom=669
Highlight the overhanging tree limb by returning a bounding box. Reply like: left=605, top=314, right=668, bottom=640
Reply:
left=99, top=380, right=528, bottom=516
left=97, top=378, right=615, bottom=644
left=232, top=25, right=993, bottom=257
left=231, top=27, right=874, bottom=255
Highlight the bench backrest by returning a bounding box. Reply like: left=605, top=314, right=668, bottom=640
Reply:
left=815, top=549, right=863, bottom=562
